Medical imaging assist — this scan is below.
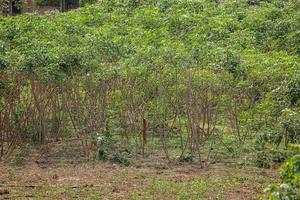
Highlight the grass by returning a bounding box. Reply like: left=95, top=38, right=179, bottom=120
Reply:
left=0, top=134, right=279, bottom=199
left=130, top=175, right=238, bottom=200
left=0, top=160, right=277, bottom=199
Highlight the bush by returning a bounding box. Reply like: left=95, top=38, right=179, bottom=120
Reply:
left=253, top=149, right=292, bottom=169
left=281, top=155, right=300, bottom=181
left=255, top=130, right=283, bottom=150
left=178, top=154, right=194, bottom=163
left=91, top=131, right=115, bottom=161
left=112, top=149, right=132, bottom=166
left=22, top=124, right=39, bottom=145
left=263, top=155, right=300, bottom=199
left=11, top=145, right=31, bottom=166
left=34, top=0, right=60, bottom=7
left=263, top=145, right=300, bottom=199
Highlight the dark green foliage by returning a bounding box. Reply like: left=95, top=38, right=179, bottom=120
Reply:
left=34, top=0, right=60, bottom=7
left=98, top=147, right=109, bottom=160
left=112, top=149, right=132, bottom=166
left=280, top=155, right=300, bottom=187
left=0, top=0, right=300, bottom=172
left=80, top=0, right=97, bottom=6
left=22, top=125, right=40, bottom=145
left=254, top=149, right=289, bottom=169
left=248, top=0, right=260, bottom=6
left=255, top=130, right=283, bottom=149
left=34, top=0, right=84, bottom=8
left=286, top=76, right=300, bottom=107
left=263, top=145, right=300, bottom=199
left=254, top=126, right=299, bottom=168
left=221, top=51, right=245, bottom=79
left=0, top=57, right=6, bottom=69
left=284, top=122, right=300, bottom=144
left=92, top=131, right=115, bottom=161
left=178, top=154, right=194, bottom=163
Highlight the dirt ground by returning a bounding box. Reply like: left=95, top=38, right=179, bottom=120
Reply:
left=0, top=159, right=277, bottom=200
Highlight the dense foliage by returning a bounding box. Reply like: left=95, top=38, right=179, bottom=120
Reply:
left=264, top=145, right=300, bottom=200
left=0, top=0, right=299, bottom=173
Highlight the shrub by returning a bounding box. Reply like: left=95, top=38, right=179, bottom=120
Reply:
left=22, top=124, right=39, bottom=145
left=11, top=145, right=31, bottom=166
left=178, top=154, right=194, bottom=163
left=34, top=0, right=59, bottom=7
left=263, top=145, right=300, bottom=199
left=92, top=131, right=115, bottom=161
left=112, top=149, right=132, bottom=166
left=253, top=149, right=290, bottom=169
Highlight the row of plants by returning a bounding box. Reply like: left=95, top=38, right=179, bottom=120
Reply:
left=0, top=0, right=299, bottom=172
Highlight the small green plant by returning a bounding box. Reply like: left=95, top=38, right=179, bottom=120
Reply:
left=34, top=0, right=60, bottom=6
left=22, top=124, right=39, bottom=145
left=255, top=130, right=283, bottom=149
left=253, top=128, right=295, bottom=168
left=90, top=116, right=119, bottom=161
left=91, top=131, right=114, bottom=161
left=253, top=149, right=290, bottom=169
left=11, top=145, right=31, bottom=166
left=254, top=150, right=274, bottom=169
left=178, top=153, right=194, bottom=163
left=112, top=149, right=132, bottom=166
left=263, top=145, right=300, bottom=199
